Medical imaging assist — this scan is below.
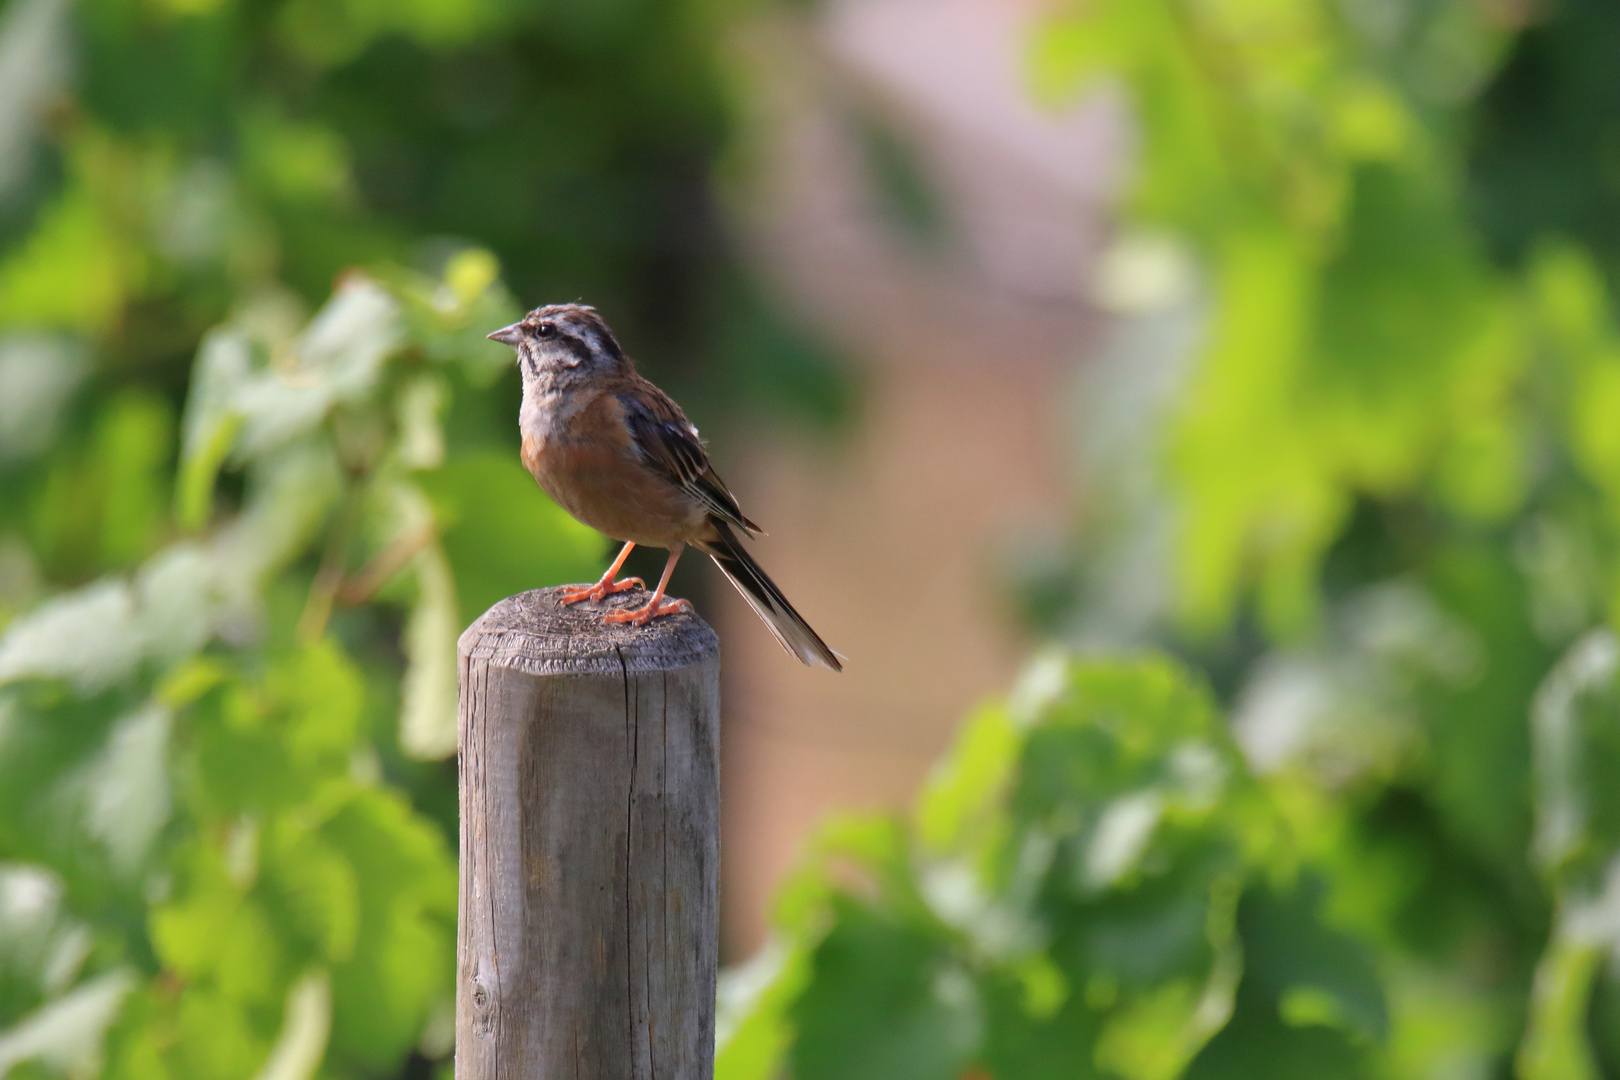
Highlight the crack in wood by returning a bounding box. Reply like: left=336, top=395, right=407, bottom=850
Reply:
left=455, top=587, right=718, bottom=1080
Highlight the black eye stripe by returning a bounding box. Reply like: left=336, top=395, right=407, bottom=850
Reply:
left=520, top=309, right=621, bottom=369
left=560, top=334, right=594, bottom=365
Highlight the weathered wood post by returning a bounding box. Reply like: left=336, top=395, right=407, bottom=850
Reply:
left=455, top=586, right=720, bottom=1079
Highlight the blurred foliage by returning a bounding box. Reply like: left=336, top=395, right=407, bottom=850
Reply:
left=719, top=656, right=1407, bottom=1080
left=0, top=0, right=852, bottom=1074
left=717, top=1, right=1620, bottom=1078
left=8, top=0, right=1620, bottom=1074
left=0, top=259, right=603, bottom=1080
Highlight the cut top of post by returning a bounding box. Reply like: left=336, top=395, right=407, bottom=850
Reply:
left=457, top=586, right=720, bottom=677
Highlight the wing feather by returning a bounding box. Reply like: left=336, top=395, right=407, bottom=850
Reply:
left=619, top=385, right=761, bottom=536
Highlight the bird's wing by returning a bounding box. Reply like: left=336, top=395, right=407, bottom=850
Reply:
left=619, top=385, right=762, bottom=536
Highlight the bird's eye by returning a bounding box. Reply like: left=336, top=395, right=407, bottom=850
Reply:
left=535, top=322, right=556, bottom=338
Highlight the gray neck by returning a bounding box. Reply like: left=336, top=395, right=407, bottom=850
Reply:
left=519, top=369, right=593, bottom=442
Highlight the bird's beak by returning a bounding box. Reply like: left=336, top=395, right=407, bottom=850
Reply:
left=487, top=322, right=523, bottom=346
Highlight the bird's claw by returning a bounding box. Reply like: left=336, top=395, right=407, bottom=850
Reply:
left=602, top=598, right=692, bottom=626
left=558, top=577, right=644, bottom=606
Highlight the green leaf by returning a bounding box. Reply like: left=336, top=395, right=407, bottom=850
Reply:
left=1047, top=857, right=1223, bottom=989
left=1010, top=656, right=1226, bottom=831
left=1094, top=940, right=1242, bottom=1080
left=915, top=702, right=1021, bottom=857
left=322, top=788, right=454, bottom=1070
left=150, top=849, right=289, bottom=1008
left=0, top=580, right=142, bottom=692
left=176, top=409, right=240, bottom=531
left=717, top=939, right=812, bottom=1080
left=1518, top=932, right=1603, bottom=1080
left=397, top=541, right=459, bottom=761
left=212, top=442, right=342, bottom=591
left=80, top=702, right=173, bottom=878
left=1236, top=880, right=1388, bottom=1044
left=1530, top=629, right=1620, bottom=878
left=1184, top=998, right=1376, bottom=1080
left=415, top=449, right=604, bottom=627
left=262, top=821, right=360, bottom=963
left=250, top=970, right=332, bottom=1080
left=790, top=898, right=981, bottom=1080
left=388, top=250, right=519, bottom=386
left=172, top=986, right=271, bottom=1080
left=978, top=983, right=1103, bottom=1080
left=0, top=334, right=89, bottom=462
left=0, top=970, right=136, bottom=1078
left=179, top=279, right=402, bottom=467
left=268, top=641, right=364, bottom=769
left=0, top=182, right=128, bottom=333
left=93, top=391, right=174, bottom=568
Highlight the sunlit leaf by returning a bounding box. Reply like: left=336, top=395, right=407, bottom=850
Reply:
left=0, top=580, right=142, bottom=692
left=398, top=542, right=458, bottom=761
left=1518, top=930, right=1602, bottom=1080
left=249, top=970, right=332, bottom=1080
left=0, top=0, right=72, bottom=200
left=0, top=335, right=87, bottom=462
left=716, top=938, right=810, bottom=1080
left=0, top=970, right=135, bottom=1078
left=81, top=703, right=172, bottom=877
left=0, top=182, right=129, bottom=333
left=1530, top=629, right=1620, bottom=877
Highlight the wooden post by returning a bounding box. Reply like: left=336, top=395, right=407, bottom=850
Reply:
left=455, top=586, right=721, bottom=1079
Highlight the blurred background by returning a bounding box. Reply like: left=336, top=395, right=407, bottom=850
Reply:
left=2, top=0, right=1620, bottom=1078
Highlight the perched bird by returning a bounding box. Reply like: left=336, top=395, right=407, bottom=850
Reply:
left=488, top=303, right=842, bottom=671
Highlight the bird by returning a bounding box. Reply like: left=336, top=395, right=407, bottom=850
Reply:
left=487, top=303, right=843, bottom=671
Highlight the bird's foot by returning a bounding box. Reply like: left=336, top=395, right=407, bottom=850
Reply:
left=602, top=598, right=692, bottom=626
left=557, top=577, right=644, bottom=606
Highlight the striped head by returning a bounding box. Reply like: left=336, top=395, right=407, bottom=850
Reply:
left=487, top=304, right=630, bottom=385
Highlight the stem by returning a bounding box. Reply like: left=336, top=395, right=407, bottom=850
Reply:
left=296, top=479, right=366, bottom=644
left=335, top=524, right=436, bottom=606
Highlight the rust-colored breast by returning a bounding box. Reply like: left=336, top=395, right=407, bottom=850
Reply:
left=520, top=433, right=544, bottom=479
left=520, top=390, right=707, bottom=547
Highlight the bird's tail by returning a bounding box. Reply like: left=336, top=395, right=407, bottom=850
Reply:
left=698, top=521, right=842, bottom=671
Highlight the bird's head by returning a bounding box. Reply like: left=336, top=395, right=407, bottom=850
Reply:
left=487, top=303, right=628, bottom=384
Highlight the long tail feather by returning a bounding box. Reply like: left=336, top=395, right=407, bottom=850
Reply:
left=698, top=521, right=842, bottom=671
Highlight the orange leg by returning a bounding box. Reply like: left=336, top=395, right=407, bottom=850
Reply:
left=602, top=544, right=692, bottom=626
left=558, top=541, right=644, bottom=605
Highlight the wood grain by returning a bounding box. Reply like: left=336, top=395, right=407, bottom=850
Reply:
left=456, top=586, right=720, bottom=1080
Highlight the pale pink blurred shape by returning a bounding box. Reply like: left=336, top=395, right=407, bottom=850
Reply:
left=824, top=0, right=1127, bottom=300
left=719, top=0, right=1125, bottom=955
